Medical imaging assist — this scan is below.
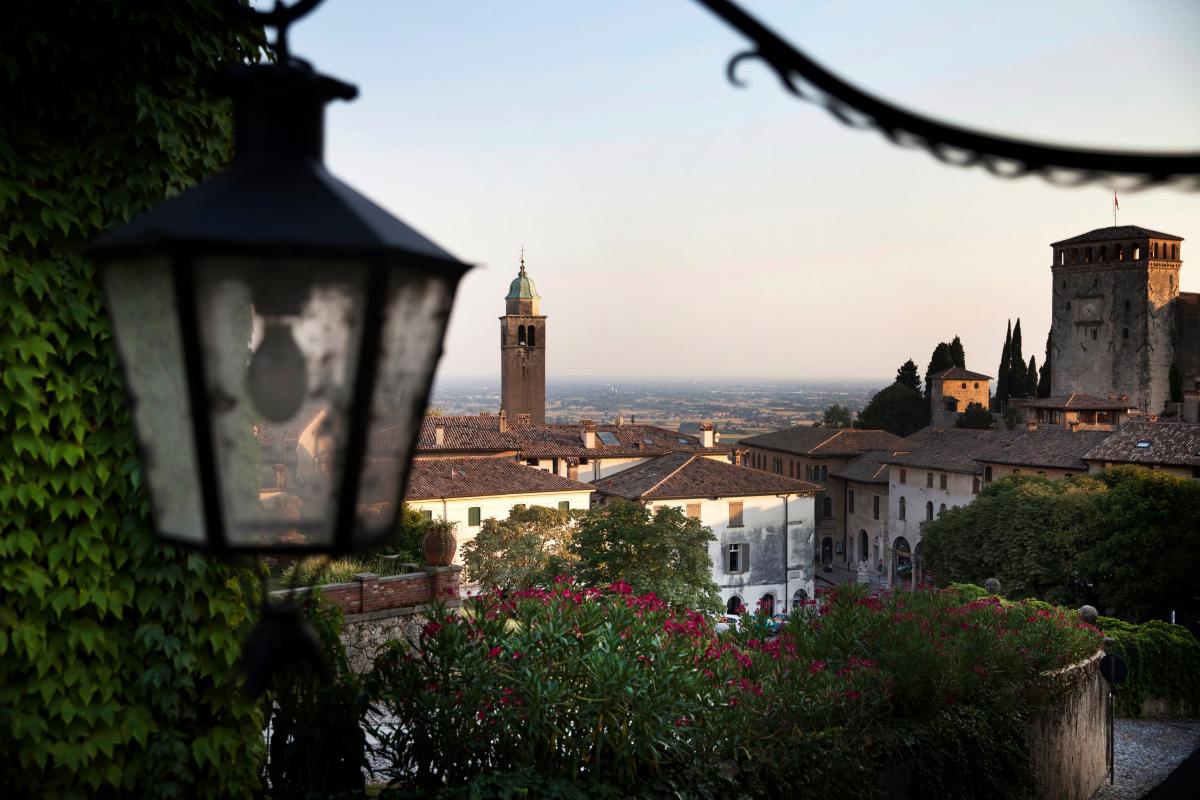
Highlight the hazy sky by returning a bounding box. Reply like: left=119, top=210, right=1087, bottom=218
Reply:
left=289, top=0, right=1200, bottom=382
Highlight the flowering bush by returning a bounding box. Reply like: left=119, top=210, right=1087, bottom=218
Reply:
left=367, top=580, right=1102, bottom=799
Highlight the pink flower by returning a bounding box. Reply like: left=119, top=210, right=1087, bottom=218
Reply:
left=609, top=580, right=633, bottom=595
left=808, top=659, right=827, bottom=674
left=512, top=650, right=523, bottom=661
left=421, top=621, right=443, bottom=638
left=844, top=690, right=862, bottom=700
left=487, top=646, right=502, bottom=659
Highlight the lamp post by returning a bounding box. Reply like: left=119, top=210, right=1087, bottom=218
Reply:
left=86, top=0, right=469, bottom=691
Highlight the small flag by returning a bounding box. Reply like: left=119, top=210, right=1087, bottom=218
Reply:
left=1113, top=190, right=1119, bottom=211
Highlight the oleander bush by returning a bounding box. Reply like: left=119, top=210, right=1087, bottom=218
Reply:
left=366, top=580, right=1102, bottom=799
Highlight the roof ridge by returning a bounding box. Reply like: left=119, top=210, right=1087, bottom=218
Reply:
left=639, top=452, right=699, bottom=496
left=810, top=429, right=844, bottom=452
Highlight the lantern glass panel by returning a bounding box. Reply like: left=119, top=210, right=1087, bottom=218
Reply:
left=102, top=259, right=206, bottom=543
left=354, top=269, right=456, bottom=545
left=195, top=257, right=367, bottom=549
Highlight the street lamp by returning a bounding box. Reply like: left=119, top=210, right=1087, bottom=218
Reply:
left=86, top=0, right=470, bottom=559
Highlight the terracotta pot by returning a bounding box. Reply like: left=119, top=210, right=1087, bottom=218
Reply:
left=422, top=523, right=457, bottom=567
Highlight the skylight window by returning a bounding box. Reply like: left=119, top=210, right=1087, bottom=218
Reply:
left=597, top=431, right=620, bottom=446
left=643, top=438, right=655, bottom=445
left=1135, top=441, right=1151, bottom=448
left=677, top=438, right=690, bottom=444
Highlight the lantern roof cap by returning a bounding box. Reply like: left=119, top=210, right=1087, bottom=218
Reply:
left=505, top=259, right=540, bottom=300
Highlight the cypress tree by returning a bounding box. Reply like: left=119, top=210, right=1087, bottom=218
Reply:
left=896, top=359, right=921, bottom=392
left=995, top=320, right=1012, bottom=410
left=1038, top=332, right=1052, bottom=397
left=1010, top=319, right=1026, bottom=398
left=925, top=342, right=955, bottom=398
left=949, top=335, right=966, bottom=369
left=1024, top=355, right=1038, bottom=398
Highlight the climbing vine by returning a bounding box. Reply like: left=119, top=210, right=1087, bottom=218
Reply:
left=0, top=4, right=267, bottom=797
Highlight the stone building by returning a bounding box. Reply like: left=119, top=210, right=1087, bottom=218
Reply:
left=592, top=451, right=819, bottom=614
left=1049, top=225, right=1198, bottom=414
left=1013, top=394, right=1133, bottom=432
left=500, top=256, right=546, bottom=425
left=1082, top=421, right=1200, bottom=479
left=929, top=367, right=992, bottom=428
left=830, top=450, right=909, bottom=571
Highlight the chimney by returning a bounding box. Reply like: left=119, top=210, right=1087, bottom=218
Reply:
left=498, top=409, right=508, bottom=433
left=580, top=419, right=596, bottom=449
left=616, top=413, right=624, bottom=426
left=1183, top=388, right=1200, bottom=424
left=698, top=421, right=715, bottom=448
left=434, top=423, right=445, bottom=447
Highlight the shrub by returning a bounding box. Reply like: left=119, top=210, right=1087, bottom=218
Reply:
left=366, top=579, right=1102, bottom=799
left=1098, top=615, right=1200, bottom=717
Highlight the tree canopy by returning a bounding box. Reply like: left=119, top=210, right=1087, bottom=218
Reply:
left=953, top=402, right=994, bottom=430
left=460, top=506, right=577, bottom=589
left=823, top=403, right=853, bottom=428
left=948, top=336, right=966, bottom=370
left=924, top=342, right=955, bottom=398
left=922, top=469, right=1200, bottom=626
left=857, top=382, right=928, bottom=437
left=571, top=501, right=721, bottom=612
left=895, top=359, right=921, bottom=393
left=994, top=320, right=1012, bottom=410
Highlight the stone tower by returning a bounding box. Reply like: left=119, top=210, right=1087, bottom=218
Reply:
left=500, top=256, right=546, bottom=425
left=1049, top=225, right=1183, bottom=414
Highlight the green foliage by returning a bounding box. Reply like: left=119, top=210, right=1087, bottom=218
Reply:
left=895, top=358, right=921, bottom=392
left=367, top=582, right=1101, bottom=799
left=1001, top=403, right=1024, bottom=430
left=0, top=3, right=268, bottom=796
left=1010, top=319, right=1026, bottom=398
left=953, top=402, right=994, bottom=429
left=1024, top=355, right=1038, bottom=398
left=571, top=501, right=721, bottom=613
left=924, top=341, right=954, bottom=397
left=924, top=470, right=1200, bottom=626
left=822, top=403, right=852, bottom=428
left=460, top=505, right=578, bottom=589
left=1169, top=363, right=1183, bottom=403
left=262, top=595, right=368, bottom=798
left=277, top=555, right=415, bottom=589
left=1097, top=616, right=1200, bottom=718
left=857, top=381, right=929, bottom=436
left=362, top=503, right=433, bottom=563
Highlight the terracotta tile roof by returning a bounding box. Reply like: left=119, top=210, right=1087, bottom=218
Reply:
left=256, top=403, right=327, bottom=447
left=975, top=429, right=1112, bottom=471
left=1015, top=393, right=1133, bottom=411
left=883, top=428, right=1023, bottom=475
left=933, top=367, right=992, bottom=382
left=831, top=450, right=910, bottom=484
left=401, top=415, right=520, bottom=452
left=738, top=427, right=908, bottom=458
left=1082, top=422, right=1200, bottom=469
left=1051, top=225, right=1183, bottom=246
left=510, top=423, right=736, bottom=460
left=404, top=456, right=595, bottom=501
left=592, top=452, right=821, bottom=501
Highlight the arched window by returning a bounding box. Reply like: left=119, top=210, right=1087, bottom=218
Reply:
left=1152, top=242, right=1158, bottom=258
left=1085, top=248, right=1092, bottom=263
left=822, top=496, right=833, bottom=519
left=1133, top=245, right=1141, bottom=259
left=859, top=530, right=868, bottom=562
left=820, top=465, right=828, bottom=481
left=1173, top=244, right=1179, bottom=259
left=938, top=503, right=946, bottom=517
left=1098, top=246, right=1106, bottom=262
left=925, top=501, right=934, bottom=521
left=727, top=595, right=743, bottom=615
left=518, top=325, right=527, bottom=346
left=898, top=497, right=906, bottom=520
left=1117, top=244, right=1124, bottom=261
left=792, top=589, right=808, bottom=608
left=527, top=326, right=536, bottom=347
left=758, top=594, right=775, bottom=616
left=1059, top=251, right=1065, bottom=266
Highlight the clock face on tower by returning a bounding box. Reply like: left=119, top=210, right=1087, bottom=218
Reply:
left=1082, top=301, right=1097, bottom=319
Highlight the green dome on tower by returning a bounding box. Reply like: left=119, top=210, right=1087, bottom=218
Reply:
left=506, top=260, right=540, bottom=300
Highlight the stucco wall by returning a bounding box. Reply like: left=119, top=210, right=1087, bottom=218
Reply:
left=843, top=480, right=887, bottom=565
left=1028, top=651, right=1108, bottom=800
left=887, top=466, right=978, bottom=585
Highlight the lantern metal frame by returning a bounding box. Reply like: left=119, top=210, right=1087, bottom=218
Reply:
left=87, top=0, right=470, bottom=557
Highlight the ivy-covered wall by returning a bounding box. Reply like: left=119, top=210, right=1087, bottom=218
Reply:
left=1, top=4, right=266, bottom=797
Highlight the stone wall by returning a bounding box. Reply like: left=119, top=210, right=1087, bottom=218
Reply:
left=1028, top=651, right=1108, bottom=800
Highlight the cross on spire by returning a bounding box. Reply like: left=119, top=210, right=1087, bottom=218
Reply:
left=519, top=245, right=526, bottom=275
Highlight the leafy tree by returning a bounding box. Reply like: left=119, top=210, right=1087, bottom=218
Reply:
left=857, top=382, right=929, bottom=437
left=994, top=321, right=1011, bottom=410
left=1009, top=319, right=1026, bottom=399
left=948, top=335, right=966, bottom=370
left=1169, top=363, right=1183, bottom=403
left=1, top=4, right=266, bottom=795
left=1038, top=332, right=1052, bottom=398
left=425, top=405, right=446, bottom=417
left=1077, top=468, right=1200, bottom=624
left=896, top=359, right=921, bottom=393
left=922, top=475, right=1106, bottom=605
left=823, top=403, right=853, bottom=428
left=953, top=402, right=994, bottom=430
left=1001, top=403, right=1024, bottom=430
left=460, top=506, right=578, bottom=589
left=571, top=501, right=720, bottom=612
left=924, top=342, right=954, bottom=398
left=1023, top=355, right=1038, bottom=398
left=364, top=502, right=434, bottom=561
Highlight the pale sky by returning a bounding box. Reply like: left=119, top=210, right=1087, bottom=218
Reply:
left=290, top=0, right=1200, bottom=381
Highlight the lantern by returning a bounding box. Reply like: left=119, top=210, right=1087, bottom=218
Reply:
left=86, top=6, right=469, bottom=557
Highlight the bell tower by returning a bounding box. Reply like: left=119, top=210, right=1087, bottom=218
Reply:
left=500, top=252, right=546, bottom=425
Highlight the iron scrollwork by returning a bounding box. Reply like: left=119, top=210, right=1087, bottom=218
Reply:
left=695, top=0, right=1200, bottom=191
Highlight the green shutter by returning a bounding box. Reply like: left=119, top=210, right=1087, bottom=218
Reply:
left=558, top=500, right=570, bottom=512
left=468, top=507, right=481, bottom=526
left=421, top=510, right=433, bottom=521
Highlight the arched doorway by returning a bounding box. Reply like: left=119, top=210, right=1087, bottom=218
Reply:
left=758, top=594, right=776, bottom=616
left=859, top=530, right=869, bottom=562
left=914, top=541, right=924, bottom=585
left=792, top=588, right=808, bottom=608
left=892, top=536, right=912, bottom=585
left=727, top=595, right=743, bottom=615
left=821, top=537, right=833, bottom=565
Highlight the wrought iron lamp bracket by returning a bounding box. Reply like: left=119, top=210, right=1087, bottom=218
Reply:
left=696, top=0, right=1200, bottom=191
left=224, top=0, right=325, bottom=63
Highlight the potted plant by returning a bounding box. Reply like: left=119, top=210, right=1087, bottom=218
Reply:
left=421, top=519, right=458, bottom=567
